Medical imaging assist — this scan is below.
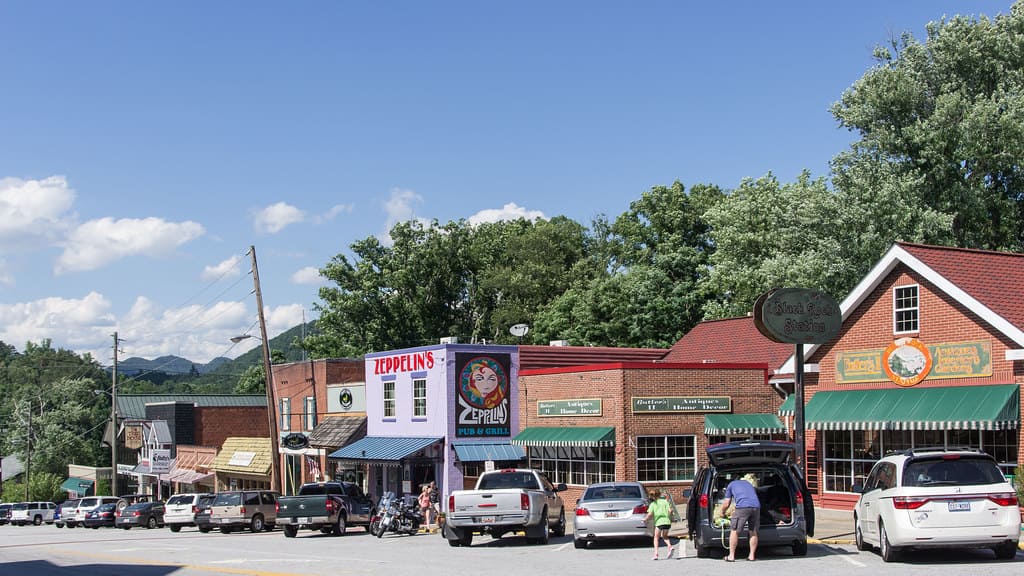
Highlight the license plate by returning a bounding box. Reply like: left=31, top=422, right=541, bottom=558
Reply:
left=298, top=517, right=310, bottom=524
left=948, top=501, right=970, bottom=512
left=480, top=516, right=496, bottom=523
left=604, top=511, right=620, bottom=518
left=221, top=518, right=232, bottom=523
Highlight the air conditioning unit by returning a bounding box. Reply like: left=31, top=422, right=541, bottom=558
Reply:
left=439, top=336, right=459, bottom=344
left=549, top=340, right=569, bottom=347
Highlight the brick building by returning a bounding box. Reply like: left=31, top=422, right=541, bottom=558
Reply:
left=515, top=362, right=780, bottom=505
left=785, top=243, right=1023, bottom=510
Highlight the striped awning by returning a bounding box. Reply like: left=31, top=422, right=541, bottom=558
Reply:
left=704, top=414, right=786, bottom=435
left=805, top=384, right=1020, bottom=431
left=452, top=442, right=526, bottom=462
left=328, top=436, right=441, bottom=462
left=510, top=427, right=615, bottom=447
left=778, top=395, right=795, bottom=416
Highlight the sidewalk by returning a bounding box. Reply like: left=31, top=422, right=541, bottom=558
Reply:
left=665, top=507, right=855, bottom=544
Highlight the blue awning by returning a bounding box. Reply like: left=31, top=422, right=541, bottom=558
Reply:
left=452, top=442, right=526, bottom=462
left=328, top=436, right=442, bottom=462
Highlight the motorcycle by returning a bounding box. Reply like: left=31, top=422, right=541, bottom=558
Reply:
left=373, top=492, right=423, bottom=537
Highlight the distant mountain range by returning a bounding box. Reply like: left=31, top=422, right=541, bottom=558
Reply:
left=110, top=322, right=315, bottom=377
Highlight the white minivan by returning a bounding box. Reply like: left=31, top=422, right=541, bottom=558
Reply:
left=164, top=493, right=212, bottom=532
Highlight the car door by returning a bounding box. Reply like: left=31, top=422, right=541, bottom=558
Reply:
left=857, top=462, right=884, bottom=542
left=344, top=483, right=373, bottom=522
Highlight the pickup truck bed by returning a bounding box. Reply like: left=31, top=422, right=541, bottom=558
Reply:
left=276, top=481, right=374, bottom=538
left=444, top=469, right=567, bottom=546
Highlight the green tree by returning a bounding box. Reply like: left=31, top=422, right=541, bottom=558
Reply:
left=831, top=3, right=1024, bottom=250
left=233, top=350, right=287, bottom=394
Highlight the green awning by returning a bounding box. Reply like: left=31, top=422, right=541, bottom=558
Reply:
left=61, top=477, right=94, bottom=493
left=510, top=427, right=615, bottom=447
left=778, top=395, right=795, bottom=416
left=805, top=384, right=1020, bottom=431
left=704, top=414, right=786, bottom=435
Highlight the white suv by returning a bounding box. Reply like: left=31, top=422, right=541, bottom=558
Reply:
left=10, top=501, right=57, bottom=526
left=164, top=493, right=212, bottom=532
left=854, top=447, right=1020, bottom=561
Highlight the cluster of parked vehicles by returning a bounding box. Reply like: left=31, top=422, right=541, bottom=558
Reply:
left=0, top=442, right=1018, bottom=562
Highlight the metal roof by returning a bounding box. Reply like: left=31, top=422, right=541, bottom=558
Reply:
left=116, top=394, right=266, bottom=419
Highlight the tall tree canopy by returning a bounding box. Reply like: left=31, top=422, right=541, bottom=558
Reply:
left=831, top=2, right=1024, bottom=250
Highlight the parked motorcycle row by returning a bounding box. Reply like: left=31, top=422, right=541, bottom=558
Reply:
left=371, top=492, right=424, bottom=538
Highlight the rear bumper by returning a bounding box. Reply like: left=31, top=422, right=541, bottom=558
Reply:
left=278, top=516, right=332, bottom=526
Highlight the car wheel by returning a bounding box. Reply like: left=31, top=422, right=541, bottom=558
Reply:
left=552, top=509, right=566, bottom=537
left=33, top=515, right=43, bottom=526
left=333, top=514, right=346, bottom=536
left=573, top=538, right=586, bottom=549
left=459, top=530, right=473, bottom=547
left=147, top=516, right=157, bottom=529
left=792, top=539, right=807, bottom=556
left=122, top=526, right=131, bottom=530
left=199, top=527, right=211, bottom=533
left=283, top=525, right=298, bottom=538
left=250, top=515, right=265, bottom=533
left=169, top=525, right=181, bottom=533
left=220, top=527, right=232, bottom=534
left=854, top=516, right=870, bottom=551
left=532, top=510, right=550, bottom=545
left=993, top=542, right=1017, bottom=560
left=879, top=522, right=898, bottom=563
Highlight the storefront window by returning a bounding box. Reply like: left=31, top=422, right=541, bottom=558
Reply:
left=528, top=445, right=615, bottom=485
left=280, top=398, right=290, bottom=432
left=383, top=381, right=395, bottom=418
left=412, top=378, right=427, bottom=417
left=636, top=436, right=696, bottom=482
left=823, top=429, right=1019, bottom=492
left=304, top=396, right=316, bottom=431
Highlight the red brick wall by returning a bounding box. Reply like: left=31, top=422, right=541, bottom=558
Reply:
left=520, top=364, right=774, bottom=505
left=272, top=359, right=366, bottom=432
left=193, top=407, right=268, bottom=448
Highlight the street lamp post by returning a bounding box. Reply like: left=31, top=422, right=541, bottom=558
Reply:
left=245, top=245, right=280, bottom=493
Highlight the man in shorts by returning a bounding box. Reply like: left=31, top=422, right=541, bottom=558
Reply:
left=720, top=474, right=760, bottom=561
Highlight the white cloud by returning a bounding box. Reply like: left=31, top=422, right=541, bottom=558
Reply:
left=201, top=255, right=242, bottom=281
left=116, top=296, right=253, bottom=364
left=0, top=259, right=12, bottom=286
left=313, top=203, right=353, bottom=224
left=0, top=175, right=77, bottom=246
left=254, top=202, right=305, bottom=234
left=291, top=266, right=323, bottom=285
left=380, top=187, right=430, bottom=245
left=54, top=217, right=205, bottom=274
left=467, top=202, right=546, bottom=226
left=0, top=292, right=116, bottom=356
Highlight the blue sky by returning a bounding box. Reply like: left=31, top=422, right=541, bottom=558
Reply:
left=0, top=1, right=1012, bottom=366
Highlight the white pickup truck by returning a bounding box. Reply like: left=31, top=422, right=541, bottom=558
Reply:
left=443, top=468, right=568, bottom=547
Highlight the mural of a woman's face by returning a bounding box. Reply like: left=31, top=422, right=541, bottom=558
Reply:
left=472, top=365, right=499, bottom=396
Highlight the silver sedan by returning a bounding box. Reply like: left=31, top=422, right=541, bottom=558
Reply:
left=573, top=481, right=652, bottom=548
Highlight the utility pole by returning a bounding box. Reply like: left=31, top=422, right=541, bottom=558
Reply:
left=249, top=245, right=280, bottom=493
left=25, top=404, right=31, bottom=501
left=111, top=332, right=120, bottom=497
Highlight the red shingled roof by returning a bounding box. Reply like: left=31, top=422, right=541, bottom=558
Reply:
left=899, top=242, right=1024, bottom=330
left=661, top=316, right=792, bottom=367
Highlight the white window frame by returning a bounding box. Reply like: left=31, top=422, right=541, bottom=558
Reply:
left=280, top=397, right=291, bottom=432
left=304, top=396, right=316, bottom=431
left=383, top=381, right=396, bottom=418
left=635, top=435, right=697, bottom=482
left=412, top=378, right=427, bottom=418
left=893, top=284, right=919, bottom=334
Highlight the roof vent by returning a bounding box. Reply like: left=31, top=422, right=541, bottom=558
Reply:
left=549, top=340, right=569, bottom=347
left=440, top=336, right=459, bottom=344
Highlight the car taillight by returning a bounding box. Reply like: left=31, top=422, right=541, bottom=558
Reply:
left=192, top=505, right=199, bottom=514
left=132, top=511, right=141, bottom=517
left=699, top=494, right=708, bottom=508
left=448, top=495, right=455, bottom=511
left=575, top=508, right=590, bottom=517
left=239, top=506, right=246, bottom=515
left=275, top=503, right=280, bottom=513
left=520, top=493, right=530, bottom=511
left=115, top=510, right=121, bottom=517
left=632, top=504, right=648, bottom=515
left=892, top=496, right=929, bottom=510
left=986, top=493, right=1018, bottom=507
left=325, top=499, right=335, bottom=514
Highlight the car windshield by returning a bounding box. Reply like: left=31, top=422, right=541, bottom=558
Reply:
left=903, top=456, right=1007, bottom=487
left=167, top=495, right=192, bottom=505
left=584, top=485, right=643, bottom=500
left=213, top=493, right=241, bottom=506
left=12, top=503, right=27, bottom=510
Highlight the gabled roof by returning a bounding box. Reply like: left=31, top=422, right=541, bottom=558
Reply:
left=210, top=437, right=272, bottom=475
left=662, top=316, right=793, bottom=369
left=780, top=242, right=1024, bottom=373
left=518, top=344, right=667, bottom=371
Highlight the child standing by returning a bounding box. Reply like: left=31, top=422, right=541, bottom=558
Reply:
left=644, top=490, right=674, bottom=560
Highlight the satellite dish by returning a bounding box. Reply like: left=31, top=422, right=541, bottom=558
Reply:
left=509, top=323, right=530, bottom=337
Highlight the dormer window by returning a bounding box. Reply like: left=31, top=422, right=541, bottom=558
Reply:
left=893, top=285, right=919, bottom=333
